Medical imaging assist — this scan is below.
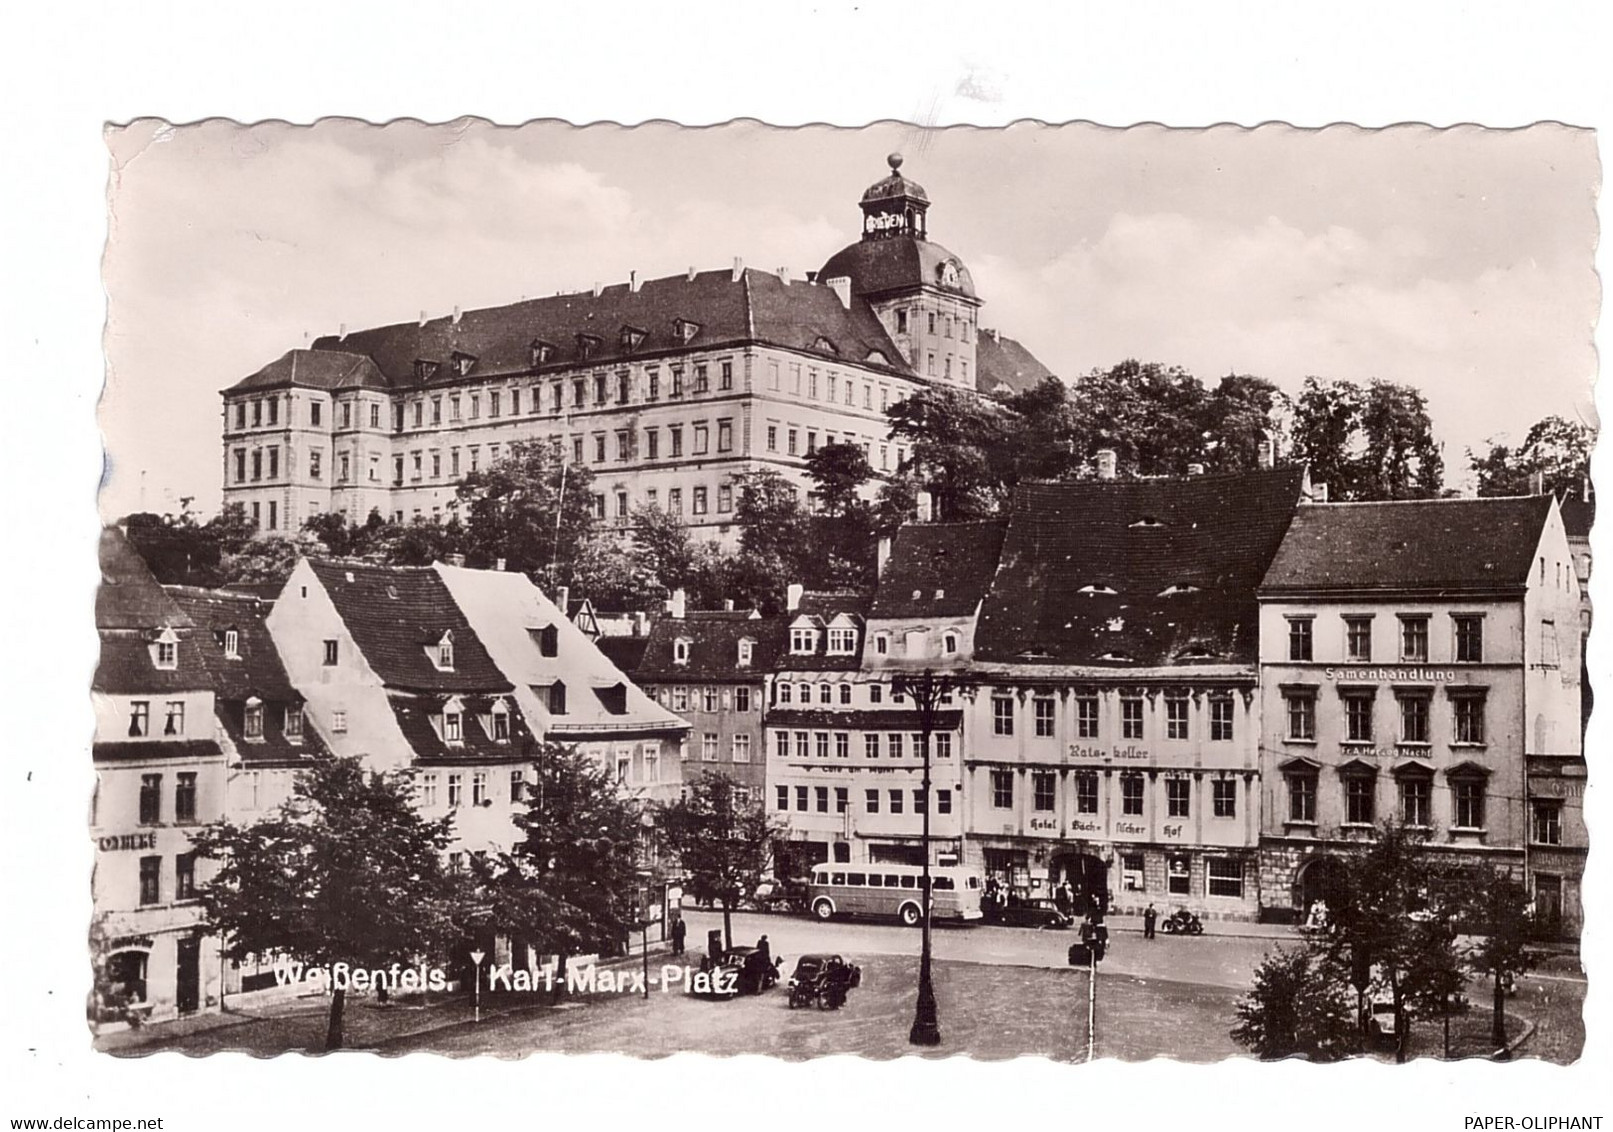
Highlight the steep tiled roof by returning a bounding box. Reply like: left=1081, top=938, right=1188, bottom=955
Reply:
left=93, top=637, right=213, bottom=695
left=818, top=237, right=978, bottom=301
left=1261, top=495, right=1554, bottom=595
left=224, top=349, right=390, bottom=394
left=225, top=269, right=916, bottom=396
left=167, top=587, right=298, bottom=702
left=98, top=527, right=193, bottom=630
left=308, top=560, right=510, bottom=693
left=1559, top=494, right=1594, bottom=540
left=634, top=615, right=786, bottom=682
left=777, top=593, right=872, bottom=672
left=976, top=468, right=1307, bottom=667
left=597, top=635, right=651, bottom=674
left=976, top=330, right=1055, bottom=396
left=391, top=694, right=530, bottom=765
left=870, top=520, right=1007, bottom=619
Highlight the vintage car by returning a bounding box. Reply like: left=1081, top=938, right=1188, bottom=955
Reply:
left=689, top=946, right=779, bottom=999
left=786, top=953, right=862, bottom=1009
left=989, top=895, right=1076, bottom=930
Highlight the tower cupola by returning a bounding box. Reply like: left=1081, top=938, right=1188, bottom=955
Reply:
left=860, top=153, right=931, bottom=241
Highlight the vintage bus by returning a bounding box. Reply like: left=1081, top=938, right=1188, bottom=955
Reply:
left=805, top=863, right=985, bottom=926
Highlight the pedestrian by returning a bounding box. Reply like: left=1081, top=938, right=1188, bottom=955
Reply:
left=756, top=934, right=771, bottom=969
left=670, top=917, right=686, bottom=956
left=1143, top=902, right=1157, bottom=940
left=1054, top=881, right=1072, bottom=917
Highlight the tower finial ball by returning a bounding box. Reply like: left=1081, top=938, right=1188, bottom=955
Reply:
left=887, top=152, right=903, bottom=171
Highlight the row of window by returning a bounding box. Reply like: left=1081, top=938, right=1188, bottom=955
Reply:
left=658, top=686, right=756, bottom=713
left=1282, top=687, right=1486, bottom=746
left=776, top=783, right=955, bottom=816
left=762, top=422, right=906, bottom=472
left=593, top=480, right=736, bottom=522
left=1284, top=769, right=1490, bottom=829
left=1124, top=853, right=1245, bottom=899
left=992, top=692, right=1236, bottom=742
left=135, top=852, right=199, bottom=906
left=684, top=733, right=753, bottom=763
left=774, top=729, right=954, bottom=761
left=135, top=772, right=200, bottom=825
left=1287, top=613, right=1486, bottom=664
left=985, top=768, right=1240, bottom=818
left=418, top=768, right=529, bottom=808
left=131, top=698, right=305, bottom=742
left=762, top=358, right=903, bottom=413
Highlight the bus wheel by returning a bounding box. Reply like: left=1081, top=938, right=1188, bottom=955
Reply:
left=813, top=899, right=835, bottom=921
left=899, top=903, right=921, bottom=927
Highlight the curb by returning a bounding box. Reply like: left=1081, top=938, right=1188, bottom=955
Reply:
left=1494, top=1014, right=1537, bottom=1061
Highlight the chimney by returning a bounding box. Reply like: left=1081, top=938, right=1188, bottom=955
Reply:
left=1315, top=483, right=1329, bottom=503
left=724, top=598, right=735, bottom=612
left=338, top=323, right=347, bottom=341
left=555, top=584, right=570, bottom=613
left=731, top=257, right=745, bottom=283
left=633, top=610, right=648, bottom=637
left=495, top=557, right=507, bottom=572
left=1096, top=449, right=1118, bottom=480
left=592, top=281, right=604, bottom=298
left=419, top=310, right=428, bottom=327
left=1532, top=470, right=1546, bottom=496
left=806, top=270, right=819, bottom=284
left=786, top=583, right=804, bottom=613
left=1187, top=463, right=1205, bottom=477
left=629, top=270, right=640, bottom=294
left=452, top=305, right=462, bottom=325
left=826, top=276, right=852, bottom=309
left=670, top=588, right=687, bottom=620
left=1259, top=434, right=1276, bottom=469
left=777, top=266, right=792, bottom=285
left=877, top=535, right=893, bottom=577
left=444, top=553, right=466, bottom=568
left=688, top=265, right=697, bottom=283
left=916, top=490, right=934, bottom=523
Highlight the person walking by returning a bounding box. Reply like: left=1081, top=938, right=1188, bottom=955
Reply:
left=670, top=916, right=686, bottom=956
left=1143, top=903, right=1157, bottom=940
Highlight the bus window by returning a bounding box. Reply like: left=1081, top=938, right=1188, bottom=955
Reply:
left=831, top=872, right=846, bottom=886
left=847, top=872, right=867, bottom=886
left=867, top=874, right=883, bottom=887
left=934, top=876, right=956, bottom=890
left=884, top=874, right=901, bottom=887
left=900, top=875, right=917, bottom=889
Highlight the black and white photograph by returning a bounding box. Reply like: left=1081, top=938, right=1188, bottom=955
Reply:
left=88, top=119, right=1593, bottom=1063
left=5, top=8, right=1611, bottom=1132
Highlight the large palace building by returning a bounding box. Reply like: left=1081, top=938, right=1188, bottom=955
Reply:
left=219, top=156, right=1053, bottom=539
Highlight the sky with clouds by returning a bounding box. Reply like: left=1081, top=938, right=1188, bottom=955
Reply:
left=101, top=119, right=1599, bottom=518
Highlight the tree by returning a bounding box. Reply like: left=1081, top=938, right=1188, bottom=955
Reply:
left=1201, top=374, right=1289, bottom=473
left=885, top=385, right=1011, bottom=518
left=1069, top=360, right=1211, bottom=477
left=1470, top=415, right=1595, bottom=499
left=654, top=770, right=781, bottom=951
left=216, top=532, right=327, bottom=586
left=189, top=756, right=469, bottom=1050
left=1459, top=866, right=1542, bottom=1051
left=628, top=503, right=699, bottom=598
left=1291, top=377, right=1443, bottom=500
left=481, top=742, right=645, bottom=1002
left=1232, top=945, right=1360, bottom=1061
left=456, top=440, right=598, bottom=585
left=1318, top=822, right=1467, bottom=1062
left=730, top=469, right=811, bottom=611
left=805, top=442, right=880, bottom=590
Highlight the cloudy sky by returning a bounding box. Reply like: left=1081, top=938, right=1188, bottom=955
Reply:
left=101, top=119, right=1599, bottom=518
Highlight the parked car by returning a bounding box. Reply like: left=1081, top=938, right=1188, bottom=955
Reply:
left=689, top=947, right=779, bottom=999
left=753, top=877, right=809, bottom=914
left=1365, top=998, right=1400, bottom=1047
left=989, top=895, right=1075, bottom=929
left=786, top=953, right=862, bottom=1009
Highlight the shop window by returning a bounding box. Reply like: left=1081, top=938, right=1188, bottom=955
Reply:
left=1206, top=858, right=1244, bottom=899
left=1167, top=856, right=1190, bottom=896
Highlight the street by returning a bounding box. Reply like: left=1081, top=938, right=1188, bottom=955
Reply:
left=111, top=909, right=1584, bottom=1062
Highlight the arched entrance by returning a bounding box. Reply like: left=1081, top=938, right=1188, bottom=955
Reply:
left=1294, top=855, right=1347, bottom=922
left=1049, top=852, right=1109, bottom=917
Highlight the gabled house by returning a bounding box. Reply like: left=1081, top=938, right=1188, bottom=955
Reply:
left=266, top=559, right=529, bottom=862
left=1257, top=493, right=1584, bottom=934
left=91, top=528, right=227, bottom=1027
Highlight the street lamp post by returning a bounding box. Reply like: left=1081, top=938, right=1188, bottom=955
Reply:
left=891, top=667, right=968, bottom=1048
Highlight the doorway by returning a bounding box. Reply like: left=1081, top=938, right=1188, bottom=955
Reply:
left=176, top=938, right=201, bottom=1015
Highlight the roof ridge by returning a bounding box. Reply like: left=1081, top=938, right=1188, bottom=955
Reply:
left=1302, top=494, right=1552, bottom=508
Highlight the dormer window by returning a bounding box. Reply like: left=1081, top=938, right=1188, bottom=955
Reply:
left=1078, top=585, right=1118, bottom=596
left=546, top=681, right=567, bottom=715
left=1159, top=584, right=1201, bottom=596
left=737, top=638, right=755, bottom=667
left=223, top=629, right=239, bottom=658
left=1130, top=516, right=1165, bottom=529
left=284, top=705, right=304, bottom=741
left=451, top=352, right=476, bottom=377
left=490, top=700, right=510, bottom=741
left=431, top=631, right=455, bottom=671
left=443, top=699, right=464, bottom=743
left=674, top=318, right=700, bottom=344
left=673, top=638, right=692, bottom=665
left=576, top=333, right=601, bottom=360
left=826, top=627, right=857, bottom=655
left=790, top=627, right=819, bottom=654
left=414, top=359, right=440, bottom=382
left=243, top=697, right=264, bottom=739
left=620, top=326, right=646, bottom=352
left=151, top=628, right=179, bottom=671
left=530, top=340, right=555, bottom=367
left=529, top=624, right=559, bottom=658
